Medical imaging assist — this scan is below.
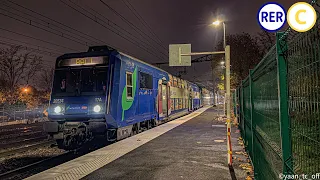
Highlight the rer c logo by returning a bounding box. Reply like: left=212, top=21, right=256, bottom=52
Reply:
left=257, top=2, right=286, bottom=32
left=287, top=2, right=317, bottom=32
left=258, top=2, right=317, bottom=33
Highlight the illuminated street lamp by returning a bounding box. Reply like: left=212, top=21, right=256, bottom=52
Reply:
left=23, top=87, right=29, bottom=93
left=212, top=20, right=220, bottom=25
left=212, top=20, right=226, bottom=49
left=213, top=19, right=231, bottom=165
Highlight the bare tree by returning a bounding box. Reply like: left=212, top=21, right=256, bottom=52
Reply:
left=38, top=67, right=54, bottom=92
left=0, top=46, right=42, bottom=90
left=257, top=29, right=276, bottom=55
left=215, top=33, right=263, bottom=87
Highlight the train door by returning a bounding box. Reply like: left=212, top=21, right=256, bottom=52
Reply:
left=161, top=83, right=168, bottom=117
left=158, top=81, right=168, bottom=118
left=138, top=69, right=153, bottom=115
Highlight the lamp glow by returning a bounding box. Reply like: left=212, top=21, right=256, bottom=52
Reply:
left=212, top=20, right=221, bottom=26
left=54, top=106, right=62, bottom=113
left=93, top=105, right=101, bottom=113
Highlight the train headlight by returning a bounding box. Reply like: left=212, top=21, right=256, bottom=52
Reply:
left=54, top=106, right=62, bottom=113
left=93, top=105, right=102, bottom=113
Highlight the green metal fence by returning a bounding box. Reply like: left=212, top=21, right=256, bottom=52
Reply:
left=236, top=1, right=320, bottom=179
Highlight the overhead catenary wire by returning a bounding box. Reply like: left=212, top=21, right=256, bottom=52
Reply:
left=0, top=27, right=79, bottom=52
left=0, top=35, right=65, bottom=54
left=76, top=0, right=168, bottom=58
left=0, top=1, right=130, bottom=55
left=99, top=0, right=168, bottom=54
left=0, top=3, right=99, bottom=46
left=122, top=0, right=166, bottom=49
left=0, top=7, right=90, bottom=47
left=0, top=40, right=59, bottom=69
left=1, top=0, right=167, bottom=61
left=0, top=40, right=60, bottom=58
left=59, top=0, right=164, bottom=61
left=4, top=0, right=107, bottom=46
left=64, top=0, right=167, bottom=60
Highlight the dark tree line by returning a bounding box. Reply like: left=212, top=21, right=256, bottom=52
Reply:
left=0, top=45, right=54, bottom=107
left=212, top=30, right=276, bottom=90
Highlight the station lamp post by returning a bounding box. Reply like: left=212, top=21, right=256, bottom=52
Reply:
left=213, top=19, right=232, bottom=165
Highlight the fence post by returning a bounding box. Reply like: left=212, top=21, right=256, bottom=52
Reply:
left=241, top=80, right=245, bottom=142
left=249, top=69, right=255, bottom=164
left=276, top=32, right=293, bottom=174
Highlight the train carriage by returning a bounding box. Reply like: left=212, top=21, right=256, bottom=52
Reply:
left=44, top=46, right=205, bottom=150
left=189, top=83, right=201, bottom=110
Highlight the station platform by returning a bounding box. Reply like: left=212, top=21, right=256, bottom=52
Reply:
left=26, top=106, right=247, bottom=180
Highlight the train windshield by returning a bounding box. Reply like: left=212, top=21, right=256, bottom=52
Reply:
left=52, top=67, right=108, bottom=96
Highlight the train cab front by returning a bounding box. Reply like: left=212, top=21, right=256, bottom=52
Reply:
left=43, top=52, right=112, bottom=150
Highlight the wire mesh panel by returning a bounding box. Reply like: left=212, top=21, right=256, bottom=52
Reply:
left=236, top=1, right=320, bottom=178
left=242, top=79, right=253, bottom=158
left=251, top=46, right=283, bottom=179
left=239, top=86, right=246, bottom=139
left=283, top=1, right=320, bottom=174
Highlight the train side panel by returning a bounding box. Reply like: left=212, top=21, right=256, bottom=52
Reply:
left=111, top=53, right=170, bottom=128
left=190, top=83, right=201, bottom=110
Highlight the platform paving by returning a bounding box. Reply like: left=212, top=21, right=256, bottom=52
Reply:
left=82, top=107, right=247, bottom=180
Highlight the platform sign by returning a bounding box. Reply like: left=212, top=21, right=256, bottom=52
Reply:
left=169, top=44, right=191, bottom=66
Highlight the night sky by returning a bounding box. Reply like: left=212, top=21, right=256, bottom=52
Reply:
left=0, top=0, right=298, bottom=88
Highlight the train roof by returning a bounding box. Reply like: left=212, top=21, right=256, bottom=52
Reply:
left=56, top=46, right=204, bottom=89
left=119, top=52, right=167, bottom=74
left=56, top=46, right=115, bottom=61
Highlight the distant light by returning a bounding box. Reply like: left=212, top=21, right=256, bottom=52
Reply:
left=23, top=88, right=28, bottom=92
left=212, top=20, right=221, bottom=26
left=93, top=105, right=101, bottom=113
left=220, top=61, right=225, bottom=65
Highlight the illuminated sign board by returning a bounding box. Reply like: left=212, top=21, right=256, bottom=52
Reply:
left=57, top=56, right=108, bottom=67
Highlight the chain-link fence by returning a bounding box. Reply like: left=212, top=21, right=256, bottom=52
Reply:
left=0, top=104, right=47, bottom=123
left=236, top=1, right=320, bottom=179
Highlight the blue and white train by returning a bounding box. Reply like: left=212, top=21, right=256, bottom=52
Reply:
left=43, top=46, right=207, bottom=150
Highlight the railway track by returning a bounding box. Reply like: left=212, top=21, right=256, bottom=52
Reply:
left=0, top=123, right=43, bottom=135
left=0, top=138, right=110, bottom=180
left=0, top=136, right=48, bottom=149
left=0, top=151, right=75, bottom=180
left=0, top=131, right=44, bottom=141
left=0, top=140, right=54, bottom=157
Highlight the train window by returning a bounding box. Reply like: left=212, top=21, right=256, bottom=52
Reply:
left=175, top=99, right=179, bottom=110
left=139, top=72, right=153, bottom=89
left=185, top=98, right=187, bottom=109
left=169, top=75, right=173, bottom=86
left=173, top=77, right=177, bottom=87
left=171, top=99, right=174, bottom=111
left=126, top=72, right=133, bottom=98
left=182, top=99, right=184, bottom=109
